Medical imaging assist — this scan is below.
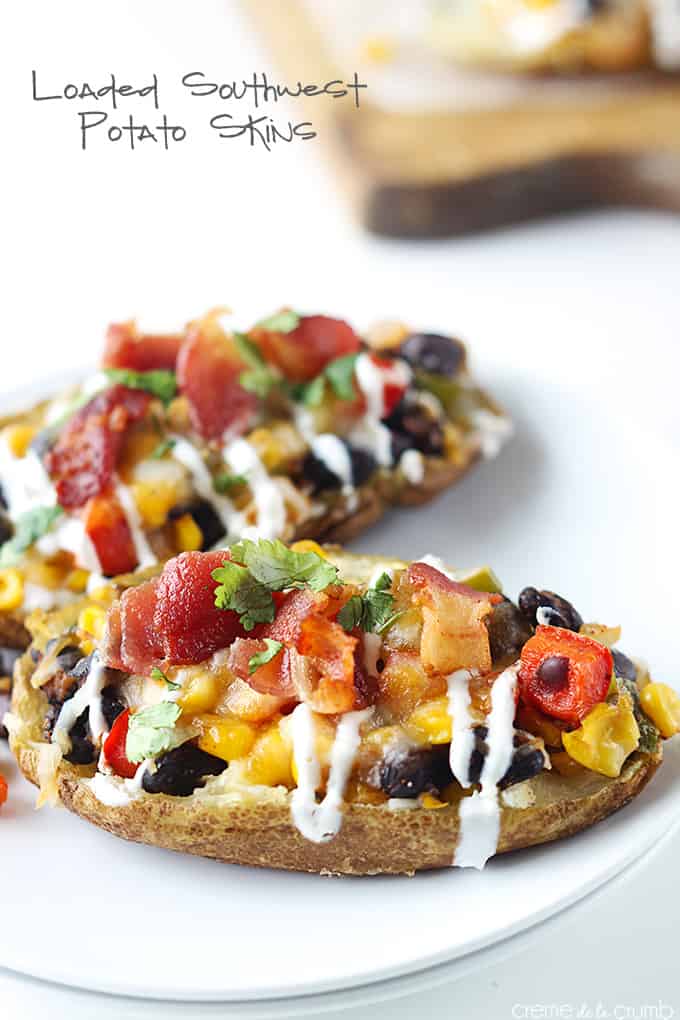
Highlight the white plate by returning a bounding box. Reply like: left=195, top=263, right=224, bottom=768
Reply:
left=1, top=369, right=679, bottom=1002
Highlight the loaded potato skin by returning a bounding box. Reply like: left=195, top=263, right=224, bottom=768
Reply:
left=6, top=544, right=672, bottom=874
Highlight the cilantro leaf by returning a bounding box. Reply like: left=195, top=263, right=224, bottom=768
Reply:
left=126, top=702, right=181, bottom=764
left=337, top=595, right=363, bottom=632
left=256, top=309, right=300, bottom=333
left=214, top=472, right=248, bottom=494
left=212, top=560, right=276, bottom=631
left=151, top=666, right=181, bottom=692
left=150, top=438, right=176, bottom=460
left=0, top=506, right=63, bottom=567
left=229, top=538, right=338, bottom=592
left=338, top=571, right=396, bottom=634
left=248, top=639, right=284, bottom=675
left=105, top=368, right=177, bottom=405
left=324, top=354, right=359, bottom=401
left=296, top=353, right=359, bottom=407
left=233, top=332, right=279, bottom=398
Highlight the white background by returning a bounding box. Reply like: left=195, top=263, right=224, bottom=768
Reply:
left=1, top=1, right=679, bottom=1017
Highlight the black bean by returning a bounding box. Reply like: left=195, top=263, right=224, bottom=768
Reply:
left=348, top=447, right=378, bottom=486
left=488, top=600, right=533, bottom=664
left=142, top=742, right=227, bottom=797
left=302, top=443, right=378, bottom=494
left=384, top=402, right=444, bottom=457
left=64, top=709, right=96, bottom=765
left=536, top=655, right=570, bottom=692
left=0, top=510, right=12, bottom=546
left=499, top=744, right=546, bottom=790
left=612, top=648, right=637, bottom=682
left=398, top=333, right=466, bottom=378
left=169, top=500, right=226, bottom=551
left=0, top=645, right=22, bottom=678
left=301, top=451, right=340, bottom=494
left=55, top=645, right=85, bottom=675
left=101, top=685, right=126, bottom=729
left=518, top=587, right=583, bottom=631
left=379, top=746, right=453, bottom=799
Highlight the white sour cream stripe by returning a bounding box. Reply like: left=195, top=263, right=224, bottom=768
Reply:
left=170, top=436, right=239, bottom=536
left=0, top=440, right=58, bottom=517
left=452, top=663, right=520, bottom=870
left=52, top=651, right=109, bottom=749
left=223, top=437, right=286, bottom=540
left=399, top=448, right=424, bottom=484
left=114, top=479, right=156, bottom=569
left=447, top=669, right=476, bottom=788
left=87, top=758, right=152, bottom=807
left=349, top=352, right=411, bottom=468
left=290, top=704, right=372, bottom=844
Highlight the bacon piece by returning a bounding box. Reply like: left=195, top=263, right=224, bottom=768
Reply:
left=228, top=638, right=294, bottom=697
left=294, top=615, right=358, bottom=714
left=102, top=552, right=245, bottom=674
left=251, top=314, right=361, bottom=383
left=46, top=385, right=151, bottom=509
left=83, top=492, right=138, bottom=577
left=102, top=322, right=183, bottom=371
left=407, top=562, right=500, bottom=676
left=176, top=329, right=257, bottom=441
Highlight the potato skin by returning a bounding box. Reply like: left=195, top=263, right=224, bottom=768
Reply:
left=8, top=551, right=663, bottom=876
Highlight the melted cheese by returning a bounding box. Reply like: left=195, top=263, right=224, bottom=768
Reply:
left=223, top=437, right=286, bottom=540
left=290, top=704, right=372, bottom=843
left=470, top=409, right=514, bottom=460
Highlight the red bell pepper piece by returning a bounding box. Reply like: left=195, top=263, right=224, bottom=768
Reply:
left=0, top=773, right=8, bottom=808
left=102, top=709, right=137, bottom=779
left=519, top=625, right=613, bottom=725
left=83, top=492, right=138, bottom=577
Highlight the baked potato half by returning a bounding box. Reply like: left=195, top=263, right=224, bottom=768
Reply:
left=7, top=543, right=673, bottom=875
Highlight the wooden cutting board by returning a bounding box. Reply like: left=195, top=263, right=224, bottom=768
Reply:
left=242, top=0, right=680, bottom=237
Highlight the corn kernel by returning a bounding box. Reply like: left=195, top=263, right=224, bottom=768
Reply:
left=247, top=428, right=286, bottom=472
left=579, top=622, right=621, bottom=648
left=290, top=716, right=336, bottom=788
left=179, top=672, right=221, bottom=714
left=0, top=568, right=24, bottom=611
left=421, top=793, right=448, bottom=810
left=195, top=713, right=257, bottom=763
left=245, top=722, right=294, bottom=787
left=24, top=560, right=65, bottom=590
left=173, top=514, right=203, bottom=552
left=77, top=606, right=107, bottom=641
left=66, top=569, right=90, bottom=594
left=131, top=481, right=178, bottom=529
left=289, top=540, right=328, bottom=560
left=562, top=695, right=639, bottom=778
left=3, top=424, right=37, bottom=459
left=640, top=683, right=680, bottom=739
left=406, top=696, right=452, bottom=745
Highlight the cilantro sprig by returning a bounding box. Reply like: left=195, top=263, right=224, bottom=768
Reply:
left=212, top=538, right=338, bottom=631
left=233, top=332, right=280, bottom=399
left=125, top=702, right=181, bottom=764
left=213, top=472, right=247, bottom=495
left=150, top=438, right=176, bottom=460
left=296, top=353, right=359, bottom=407
left=248, top=639, right=284, bottom=675
left=256, top=309, right=300, bottom=333
left=151, top=666, right=181, bottom=692
left=338, top=571, right=397, bottom=634
left=0, top=506, right=63, bottom=567
left=105, top=368, right=177, bottom=405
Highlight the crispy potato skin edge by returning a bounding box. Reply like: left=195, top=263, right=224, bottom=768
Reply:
left=10, top=594, right=663, bottom=876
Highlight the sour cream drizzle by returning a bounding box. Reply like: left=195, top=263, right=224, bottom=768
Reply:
left=451, top=663, right=520, bottom=870
left=87, top=758, right=152, bottom=807
left=294, top=408, right=358, bottom=511
left=290, top=704, right=372, bottom=843
left=114, top=479, right=156, bottom=569
left=170, top=436, right=239, bottom=536
left=223, top=437, right=286, bottom=540
left=52, top=651, right=108, bottom=750
left=349, top=352, right=411, bottom=468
